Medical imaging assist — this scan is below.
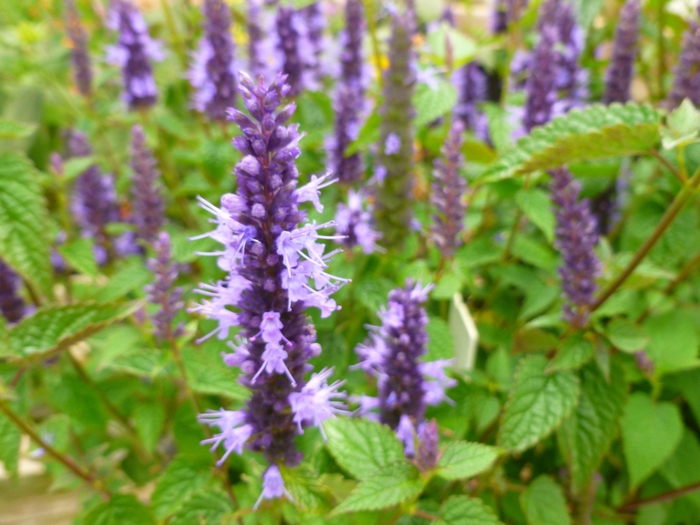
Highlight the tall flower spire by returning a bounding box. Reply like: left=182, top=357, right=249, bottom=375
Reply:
left=146, top=232, right=184, bottom=342
left=550, top=168, right=601, bottom=329
left=192, top=74, right=347, bottom=504
left=668, top=6, right=700, bottom=107
left=0, top=260, right=26, bottom=324
left=374, top=10, right=416, bottom=250
left=454, top=63, right=489, bottom=141
left=130, top=125, right=164, bottom=244
left=275, top=7, right=305, bottom=97
left=603, top=0, right=640, bottom=104
left=188, top=0, right=238, bottom=121
left=65, top=0, right=92, bottom=97
left=106, top=0, right=164, bottom=110
left=522, top=26, right=558, bottom=132
left=330, top=0, right=367, bottom=185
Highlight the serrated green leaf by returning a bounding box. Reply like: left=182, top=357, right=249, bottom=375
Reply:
left=435, top=496, right=504, bottom=525
left=662, top=99, right=700, bottom=149
left=98, top=258, right=152, bottom=301
left=497, top=355, right=580, bottom=452
left=557, top=362, right=626, bottom=495
left=660, top=429, right=700, bottom=509
left=325, top=417, right=405, bottom=480
left=478, top=103, right=661, bottom=184
left=603, top=318, right=648, bottom=354
left=414, top=81, right=458, bottom=129
left=57, top=238, right=99, bottom=277
left=520, top=476, right=571, bottom=525
left=1, top=302, right=141, bottom=363
left=622, top=393, right=683, bottom=488
left=546, top=334, right=594, bottom=373
left=432, top=272, right=462, bottom=300
left=281, top=464, right=330, bottom=510
left=133, top=402, right=165, bottom=456
left=643, top=310, right=700, bottom=375
left=0, top=118, right=36, bottom=139
left=182, top=344, right=248, bottom=400
left=510, top=236, right=556, bottom=270
left=515, top=189, right=555, bottom=243
left=330, top=461, right=422, bottom=516
left=84, top=494, right=154, bottom=525
left=0, top=152, right=52, bottom=297
left=0, top=413, right=21, bottom=475
left=426, top=316, right=455, bottom=361
left=436, top=441, right=500, bottom=481
left=170, top=489, right=233, bottom=525
left=151, top=455, right=214, bottom=520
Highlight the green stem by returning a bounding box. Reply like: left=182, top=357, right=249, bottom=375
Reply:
left=160, top=0, right=189, bottom=70
left=657, top=0, right=667, bottom=100
left=618, top=480, right=700, bottom=513
left=363, top=0, right=384, bottom=87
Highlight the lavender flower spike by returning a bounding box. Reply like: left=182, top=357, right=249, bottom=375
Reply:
left=603, top=0, right=640, bottom=104
left=145, top=232, right=184, bottom=341
left=431, top=119, right=467, bottom=258
left=276, top=8, right=305, bottom=97
left=65, top=0, right=92, bottom=97
left=668, top=6, right=700, bottom=107
left=0, top=259, right=26, bottom=324
left=106, top=0, right=164, bottom=110
left=130, top=125, right=164, bottom=244
left=550, top=168, right=601, bottom=328
left=522, top=26, right=558, bottom=132
left=188, top=0, right=238, bottom=121
left=335, top=189, right=381, bottom=253
left=374, top=10, right=417, bottom=249
left=192, top=74, right=347, bottom=495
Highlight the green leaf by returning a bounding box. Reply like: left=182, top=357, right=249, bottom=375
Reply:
left=510, top=236, right=557, bottom=270
left=603, top=318, right=649, bottom=354
left=515, top=189, right=555, bottom=243
left=426, top=24, right=478, bottom=68
left=660, top=429, right=700, bottom=509
left=84, top=494, right=154, bottom=525
left=329, top=461, right=422, bottom=516
left=436, top=441, right=500, bottom=481
left=346, top=112, right=380, bottom=156
left=1, top=302, right=141, bottom=363
left=478, top=103, right=661, bottom=184
left=662, top=99, right=700, bottom=149
left=520, top=476, right=571, bottom=525
left=426, top=316, right=455, bottom=361
left=497, top=355, right=580, bottom=452
left=325, top=417, right=405, bottom=480
left=435, top=496, right=504, bottom=525
left=414, top=81, right=458, bottom=129
left=546, top=334, right=594, bottom=373
left=182, top=343, right=249, bottom=400
left=281, top=464, right=330, bottom=510
left=151, top=455, right=214, bottom=520
left=62, top=156, right=97, bottom=181
left=431, top=272, right=462, bottom=300
left=643, top=311, right=700, bottom=375
left=0, top=118, right=36, bottom=139
left=98, top=258, right=152, bottom=301
left=133, top=402, right=165, bottom=456
left=0, top=413, right=21, bottom=475
left=0, top=152, right=52, bottom=297
left=57, top=238, right=99, bottom=277
left=621, top=392, right=683, bottom=488
left=557, top=362, right=626, bottom=495
left=170, top=489, right=233, bottom=525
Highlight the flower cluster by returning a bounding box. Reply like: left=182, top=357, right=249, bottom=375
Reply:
left=334, top=190, right=380, bottom=253
left=668, top=6, right=700, bottom=107
left=431, top=119, right=467, bottom=258
left=354, top=281, right=455, bottom=455
left=146, top=232, right=184, bottom=342
left=550, top=168, right=601, bottom=328
left=64, top=0, right=92, bottom=98
left=275, top=7, right=320, bottom=97
left=247, top=0, right=280, bottom=81
left=192, top=74, right=347, bottom=504
left=130, top=125, right=164, bottom=245
left=454, top=63, right=489, bottom=141
left=522, top=26, right=558, bottom=133
left=603, top=0, right=640, bottom=104
left=188, top=0, right=238, bottom=121
left=106, top=0, right=164, bottom=110
left=0, top=259, right=26, bottom=324
left=300, top=2, right=325, bottom=85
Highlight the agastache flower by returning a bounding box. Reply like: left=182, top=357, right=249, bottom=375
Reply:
left=64, top=0, right=92, bottom=97
left=247, top=0, right=281, bottom=81
left=668, top=6, right=700, bottom=107
left=431, top=119, right=467, bottom=257
left=415, top=419, right=439, bottom=471
left=453, top=63, right=489, bottom=141
left=550, top=168, right=601, bottom=329
left=145, top=232, right=184, bottom=342
left=335, top=189, right=380, bottom=253
left=300, top=2, right=325, bottom=84
left=522, top=26, right=558, bottom=133
left=374, top=10, right=417, bottom=250
left=550, top=1, right=587, bottom=111
left=130, top=125, right=164, bottom=244
left=106, top=0, right=164, bottom=110
left=188, top=0, right=238, bottom=120
left=353, top=281, right=455, bottom=455
left=603, top=0, right=640, bottom=104
left=0, top=259, right=26, bottom=324
left=275, top=7, right=319, bottom=97
left=191, top=74, right=347, bottom=498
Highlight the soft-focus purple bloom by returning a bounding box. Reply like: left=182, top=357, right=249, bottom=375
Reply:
left=335, top=189, right=381, bottom=253
left=431, top=119, right=467, bottom=258
left=384, top=133, right=401, bottom=155
left=603, top=0, right=640, bottom=104
left=522, top=26, right=558, bottom=133
left=188, top=0, right=237, bottom=120
left=130, top=125, right=164, bottom=244
left=416, top=419, right=439, bottom=471
left=668, top=6, right=700, bottom=107
left=550, top=168, right=601, bottom=328
left=145, top=232, right=184, bottom=342
left=300, top=2, right=325, bottom=84
left=191, top=74, right=347, bottom=489
left=247, top=0, right=282, bottom=81
left=276, top=7, right=318, bottom=96
left=255, top=465, right=294, bottom=509
left=65, top=0, right=92, bottom=97
left=106, top=0, right=164, bottom=110
left=396, top=414, right=417, bottom=456
left=453, top=63, right=489, bottom=141
left=199, top=409, right=254, bottom=465
left=0, top=259, right=26, bottom=324
left=420, top=359, right=457, bottom=406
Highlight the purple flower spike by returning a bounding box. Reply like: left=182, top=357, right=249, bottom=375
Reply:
left=130, top=125, right=164, bottom=244
left=300, top=2, right=325, bottom=84
left=65, top=0, right=92, bottom=97
left=453, top=63, right=489, bottom=141
left=550, top=168, right=601, bottom=329
left=0, top=259, right=26, bottom=324
left=276, top=8, right=305, bottom=97
left=522, top=26, right=558, bottom=132
left=188, top=0, right=238, bottom=121
left=191, top=74, right=347, bottom=487
left=431, top=119, right=467, bottom=257
left=668, top=6, right=700, bottom=107
left=416, top=419, right=439, bottom=471
left=106, top=0, right=163, bottom=110
left=603, top=0, right=640, bottom=104
left=145, top=232, right=184, bottom=342
left=335, top=189, right=381, bottom=253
